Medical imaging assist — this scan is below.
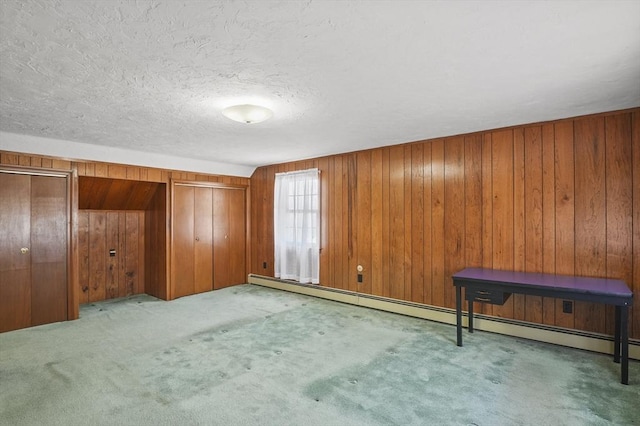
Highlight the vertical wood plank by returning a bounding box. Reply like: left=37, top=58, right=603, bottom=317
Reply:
left=78, top=211, right=90, bottom=304
left=30, top=156, right=43, bottom=168
left=356, top=151, right=372, bottom=295
left=554, top=121, right=575, bottom=328
left=541, top=123, right=556, bottom=325
left=105, top=212, right=119, bottom=299
left=431, top=139, right=445, bottom=307
left=137, top=211, right=145, bottom=295
left=371, top=150, right=384, bottom=297
left=491, top=129, right=514, bottom=318
left=605, top=114, right=633, bottom=335
left=574, top=116, right=606, bottom=333
left=389, top=145, right=405, bottom=299
left=464, top=135, right=483, bottom=270
left=513, top=128, right=526, bottom=321
left=347, top=154, right=358, bottom=292
left=632, top=111, right=640, bottom=339
left=51, top=159, right=71, bottom=170
left=125, top=212, right=140, bottom=296
left=333, top=156, right=344, bottom=289
left=325, top=160, right=335, bottom=287
left=422, top=142, right=433, bottom=305
left=319, top=157, right=330, bottom=285
left=524, top=126, right=543, bottom=323
left=411, top=143, right=425, bottom=303
left=481, top=133, right=494, bottom=315
left=88, top=212, right=106, bottom=302
left=444, top=137, right=464, bottom=309
left=382, top=148, right=391, bottom=298
left=94, top=163, right=108, bottom=178
left=118, top=212, right=128, bottom=296
left=403, top=145, right=413, bottom=301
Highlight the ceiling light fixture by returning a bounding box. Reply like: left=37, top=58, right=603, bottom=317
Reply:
left=222, top=104, right=273, bottom=124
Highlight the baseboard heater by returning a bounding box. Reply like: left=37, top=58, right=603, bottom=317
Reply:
left=248, top=274, right=640, bottom=361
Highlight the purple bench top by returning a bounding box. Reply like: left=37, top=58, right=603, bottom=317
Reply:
left=453, top=268, right=632, bottom=298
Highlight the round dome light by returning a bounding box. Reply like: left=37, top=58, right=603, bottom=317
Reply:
left=222, top=104, right=273, bottom=124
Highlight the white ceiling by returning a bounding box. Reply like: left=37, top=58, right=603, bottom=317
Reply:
left=1, top=1, right=639, bottom=177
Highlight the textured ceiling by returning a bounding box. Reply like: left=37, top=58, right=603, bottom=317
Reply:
left=1, top=0, right=639, bottom=175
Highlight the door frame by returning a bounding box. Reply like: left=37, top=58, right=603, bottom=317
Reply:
left=169, top=179, right=250, bottom=300
left=0, top=165, right=79, bottom=323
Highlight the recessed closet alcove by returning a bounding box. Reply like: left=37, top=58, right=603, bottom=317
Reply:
left=78, top=176, right=168, bottom=303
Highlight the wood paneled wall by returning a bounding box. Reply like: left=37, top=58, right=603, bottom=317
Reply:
left=78, top=210, right=145, bottom=303
left=250, top=109, right=640, bottom=340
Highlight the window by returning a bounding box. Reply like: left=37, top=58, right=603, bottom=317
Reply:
left=274, top=168, right=320, bottom=284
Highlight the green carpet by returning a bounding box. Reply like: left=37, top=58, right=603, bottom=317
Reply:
left=1, top=284, right=638, bottom=425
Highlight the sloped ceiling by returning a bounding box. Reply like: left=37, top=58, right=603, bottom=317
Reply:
left=1, top=1, right=639, bottom=177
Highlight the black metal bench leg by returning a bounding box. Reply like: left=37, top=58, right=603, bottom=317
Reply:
left=468, top=296, right=474, bottom=333
left=621, top=306, right=629, bottom=385
left=456, top=285, right=462, bottom=346
left=614, top=305, right=621, bottom=363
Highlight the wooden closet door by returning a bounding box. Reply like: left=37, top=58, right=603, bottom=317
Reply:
left=212, top=188, right=230, bottom=289
left=212, top=187, right=246, bottom=289
left=172, top=184, right=195, bottom=298
left=0, top=173, right=32, bottom=332
left=228, top=188, right=246, bottom=285
left=30, top=175, right=68, bottom=326
left=194, top=187, right=213, bottom=294
left=0, top=172, right=68, bottom=332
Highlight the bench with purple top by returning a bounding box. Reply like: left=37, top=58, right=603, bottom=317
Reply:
left=452, top=267, right=633, bottom=385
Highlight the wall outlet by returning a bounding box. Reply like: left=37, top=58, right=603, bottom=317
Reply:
left=263, top=262, right=267, bottom=269
left=357, top=274, right=363, bottom=283
left=562, top=300, right=573, bottom=314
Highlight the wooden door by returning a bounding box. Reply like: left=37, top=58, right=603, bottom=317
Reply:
left=228, top=188, right=247, bottom=286
left=0, top=171, right=68, bottom=332
left=213, top=187, right=246, bottom=289
left=172, top=184, right=195, bottom=298
left=194, top=187, right=213, bottom=294
left=30, top=175, right=68, bottom=326
left=0, top=173, right=32, bottom=332
left=212, top=188, right=230, bottom=288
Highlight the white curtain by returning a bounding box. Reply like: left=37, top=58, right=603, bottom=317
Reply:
left=274, top=168, right=320, bottom=284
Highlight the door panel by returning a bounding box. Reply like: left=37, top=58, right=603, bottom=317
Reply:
left=173, top=185, right=195, bottom=298
left=194, top=187, right=213, bottom=294
left=30, top=176, right=67, bottom=264
left=0, top=173, right=31, bottom=271
left=213, top=188, right=230, bottom=289
left=0, top=269, right=31, bottom=332
left=228, top=188, right=246, bottom=285
left=31, top=261, right=67, bottom=326
left=30, top=175, right=68, bottom=325
left=0, top=173, right=31, bottom=332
